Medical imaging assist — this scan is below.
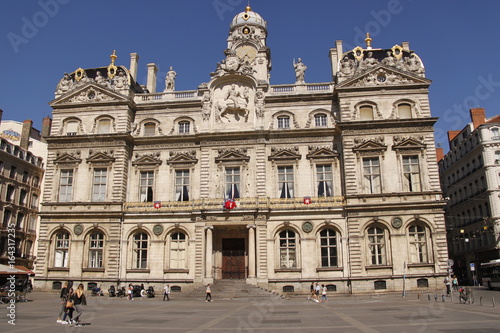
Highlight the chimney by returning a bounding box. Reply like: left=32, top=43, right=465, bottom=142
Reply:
left=402, top=41, right=410, bottom=51
left=41, top=116, right=52, bottom=142
left=329, top=40, right=343, bottom=79
left=447, top=130, right=460, bottom=142
left=20, top=119, right=33, bottom=150
left=470, top=108, right=486, bottom=129
left=129, top=53, right=140, bottom=81
left=146, top=63, right=158, bottom=93
left=436, top=147, right=444, bottom=161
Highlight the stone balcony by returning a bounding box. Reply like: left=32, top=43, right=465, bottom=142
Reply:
left=124, top=196, right=344, bottom=212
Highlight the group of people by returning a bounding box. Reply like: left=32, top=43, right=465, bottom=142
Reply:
left=308, top=282, right=328, bottom=303
left=56, top=283, right=86, bottom=326
left=444, top=275, right=460, bottom=295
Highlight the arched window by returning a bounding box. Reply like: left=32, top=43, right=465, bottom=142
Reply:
left=66, top=121, right=78, bottom=136
left=178, top=121, right=190, bottom=134
left=320, top=228, right=338, bottom=267
left=314, top=114, right=327, bottom=127
left=170, top=232, right=187, bottom=269
left=97, top=119, right=111, bottom=134
left=279, top=229, right=297, bottom=268
left=144, top=122, right=156, bottom=136
left=88, top=231, right=104, bottom=268
left=367, top=226, right=387, bottom=265
left=277, top=116, right=290, bottom=129
left=54, top=231, right=70, bottom=267
left=360, top=106, right=374, bottom=120
left=398, top=103, right=412, bottom=119
left=408, top=224, right=429, bottom=263
left=133, top=232, right=148, bottom=269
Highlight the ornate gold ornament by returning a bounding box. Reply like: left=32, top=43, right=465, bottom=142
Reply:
left=74, top=68, right=85, bottom=82
left=365, top=32, right=372, bottom=48
left=107, top=50, right=118, bottom=79
left=391, top=45, right=403, bottom=60
left=353, top=46, right=364, bottom=61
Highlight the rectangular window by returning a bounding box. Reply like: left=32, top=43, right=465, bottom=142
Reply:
left=225, top=167, right=240, bottom=199
left=89, top=233, right=104, bottom=268
left=19, top=189, right=27, bottom=206
left=31, top=194, right=39, bottom=209
left=403, top=156, right=421, bottom=192
left=9, top=166, right=16, bottom=179
left=316, top=165, right=333, bottom=197
left=363, top=157, right=381, bottom=194
left=97, top=119, right=111, bottom=134
left=16, top=213, right=24, bottom=229
left=368, top=227, right=386, bottom=265
left=22, top=171, right=29, bottom=183
left=92, top=168, right=107, bottom=202
left=28, top=215, right=36, bottom=231
left=66, top=121, right=78, bottom=135
left=54, top=233, right=69, bottom=267
left=277, top=116, right=290, bottom=129
left=178, top=122, right=190, bottom=134
left=175, top=170, right=190, bottom=201
left=2, top=210, right=11, bottom=228
left=6, top=185, right=14, bottom=202
left=140, top=171, right=154, bottom=202
left=278, top=166, right=294, bottom=198
left=58, top=169, right=74, bottom=202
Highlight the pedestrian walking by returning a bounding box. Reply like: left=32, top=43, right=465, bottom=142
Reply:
left=452, top=276, right=459, bottom=292
left=163, top=284, right=171, bottom=301
left=314, top=282, right=321, bottom=302
left=71, top=283, right=87, bottom=326
left=140, top=288, right=147, bottom=300
left=60, top=287, right=74, bottom=325
left=320, top=284, right=328, bottom=302
left=205, top=284, right=212, bottom=302
left=444, top=276, right=451, bottom=295
left=128, top=284, right=134, bottom=300
left=56, top=283, right=69, bottom=323
left=307, top=283, right=315, bottom=300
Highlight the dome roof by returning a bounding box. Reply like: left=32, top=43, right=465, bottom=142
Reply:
left=230, top=6, right=266, bottom=29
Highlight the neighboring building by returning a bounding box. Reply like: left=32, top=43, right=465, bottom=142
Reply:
left=438, top=108, right=500, bottom=285
left=35, top=6, right=447, bottom=294
left=0, top=111, right=47, bottom=271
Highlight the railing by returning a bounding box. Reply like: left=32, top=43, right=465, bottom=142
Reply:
left=270, top=83, right=333, bottom=95
left=124, top=196, right=345, bottom=212
left=136, top=90, right=199, bottom=102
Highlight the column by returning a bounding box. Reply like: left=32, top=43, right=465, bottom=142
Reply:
left=205, top=226, right=213, bottom=278
left=247, top=224, right=256, bottom=278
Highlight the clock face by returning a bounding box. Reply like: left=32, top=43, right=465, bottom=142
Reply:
left=236, top=45, right=257, bottom=62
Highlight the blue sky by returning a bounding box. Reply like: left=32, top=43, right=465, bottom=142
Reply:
left=1, top=0, right=499, bottom=149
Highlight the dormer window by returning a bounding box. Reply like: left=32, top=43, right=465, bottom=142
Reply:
left=491, top=128, right=500, bottom=140
left=277, top=116, right=290, bottom=129
left=179, top=121, right=190, bottom=134
left=314, top=114, right=327, bottom=127
left=360, top=106, right=374, bottom=121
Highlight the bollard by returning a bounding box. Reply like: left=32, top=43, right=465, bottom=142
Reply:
left=434, top=294, right=438, bottom=301
left=418, top=293, right=420, bottom=300
left=480, top=296, right=482, bottom=306
left=493, top=297, right=496, bottom=308
left=442, top=295, right=445, bottom=302
left=428, top=294, right=431, bottom=301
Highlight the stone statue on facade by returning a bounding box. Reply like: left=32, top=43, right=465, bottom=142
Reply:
left=165, top=66, right=177, bottom=91
left=293, top=58, right=307, bottom=83
left=95, top=71, right=110, bottom=87
left=406, top=53, right=424, bottom=75
left=215, top=84, right=250, bottom=122
left=255, top=91, right=265, bottom=118
left=113, top=71, right=128, bottom=90
left=339, top=56, right=354, bottom=76
left=202, top=92, right=211, bottom=121
left=381, top=51, right=397, bottom=67
left=56, top=73, right=74, bottom=94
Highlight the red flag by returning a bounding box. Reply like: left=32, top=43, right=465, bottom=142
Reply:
left=224, top=199, right=236, bottom=209
left=153, top=201, right=162, bottom=209
left=303, top=197, right=312, bottom=205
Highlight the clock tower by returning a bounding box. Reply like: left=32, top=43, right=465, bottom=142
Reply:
left=227, top=5, right=271, bottom=84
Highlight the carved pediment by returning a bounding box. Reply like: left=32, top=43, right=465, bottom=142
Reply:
left=306, top=146, right=338, bottom=160
left=268, top=147, right=301, bottom=162
left=132, top=153, right=162, bottom=167
left=353, top=137, right=387, bottom=154
left=86, top=150, right=116, bottom=164
left=215, top=148, right=250, bottom=164
left=392, top=136, right=426, bottom=151
left=167, top=151, right=198, bottom=166
left=338, top=66, right=431, bottom=89
left=50, top=83, right=128, bottom=106
left=54, top=151, right=82, bottom=164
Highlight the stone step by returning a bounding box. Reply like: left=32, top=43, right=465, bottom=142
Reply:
left=180, top=280, right=286, bottom=301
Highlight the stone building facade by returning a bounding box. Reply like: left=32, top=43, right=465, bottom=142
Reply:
left=0, top=113, right=46, bottom=271
left=35, top=7, right=448, bottom=294
left=438, top=108, right=500, bottom=285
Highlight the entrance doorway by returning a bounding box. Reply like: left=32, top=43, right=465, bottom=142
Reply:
left=222, top=238, right=245, bottom=279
